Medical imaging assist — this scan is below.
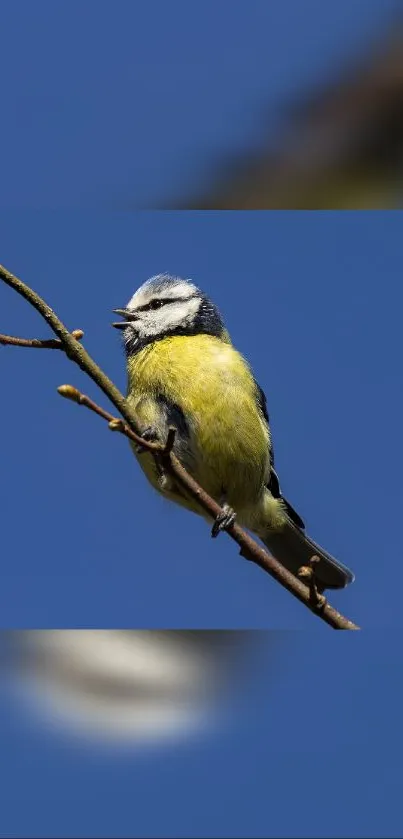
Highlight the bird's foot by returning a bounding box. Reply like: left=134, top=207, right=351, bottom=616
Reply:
left=211, top=504, right=236, bottom=538
left=135, top=425, right=160, bottom=453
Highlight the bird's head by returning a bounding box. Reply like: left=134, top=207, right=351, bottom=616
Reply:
left=113, top=274, right=227, bottom=354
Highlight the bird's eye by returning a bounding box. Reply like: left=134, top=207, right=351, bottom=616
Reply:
left=149, top=299, right=164, bottom=310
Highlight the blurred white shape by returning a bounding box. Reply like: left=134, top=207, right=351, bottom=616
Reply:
left=5, top=630, right=258, bottom=749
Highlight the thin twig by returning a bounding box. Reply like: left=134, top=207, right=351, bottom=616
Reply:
left=0, top=329, right=84, bottom=350
left=58, top=385, right=359, bottom=631
left=298, top=555, right=327, bottom=610
left=0, top=263, right=360, bottom=630
left=0, top=264, right=142, bottom=432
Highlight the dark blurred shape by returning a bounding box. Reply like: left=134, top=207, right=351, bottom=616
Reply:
left=172, top=23, right=403, bottom=209
left=0, top=630, right=285, bottom=750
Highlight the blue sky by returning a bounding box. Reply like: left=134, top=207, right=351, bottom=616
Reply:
left=0, top=631, right=401, bottom=838
left=1, top=210, right=402, bottom=834
left=1, top=3, right=401, bottom=835
left=1, top=210, right=401, bottom=630
left=0, top=0, right=399, bottom=208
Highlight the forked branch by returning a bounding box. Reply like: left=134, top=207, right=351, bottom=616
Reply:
left=0, top=263, right=360, bottom=630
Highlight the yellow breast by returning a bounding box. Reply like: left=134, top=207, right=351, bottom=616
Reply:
left=127, top=335, right=270, bottom=510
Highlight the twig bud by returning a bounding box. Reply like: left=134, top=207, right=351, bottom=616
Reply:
left=109, top=418, right=124, bottom=432
left=71, top=329, right=84, bottom=340
left=57, top=385, right=82, bottom=403
left=298, top=565, right=313, bottom=580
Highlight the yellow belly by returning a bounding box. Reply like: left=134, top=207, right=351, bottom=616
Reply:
left=127, top=334, right=271, bottom=514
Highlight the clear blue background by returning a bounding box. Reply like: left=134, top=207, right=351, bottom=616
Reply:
left=0, top=632, right=401, bottom=838
left=1, top=210, right=401, bottom=630
left=0, top=0, right=399, bottom=208
left=1, top=2, right=401, bottom=835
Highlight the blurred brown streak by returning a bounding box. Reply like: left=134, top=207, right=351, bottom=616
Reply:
left=173, top=24, right=403, bottom=209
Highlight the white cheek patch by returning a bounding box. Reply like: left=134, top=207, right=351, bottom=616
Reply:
left=141, top=298, right=200, bottom=337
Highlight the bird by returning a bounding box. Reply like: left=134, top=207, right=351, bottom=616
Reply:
left=112, top=273, right=354, bottom=592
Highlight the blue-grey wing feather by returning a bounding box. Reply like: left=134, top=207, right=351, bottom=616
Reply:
left=255, top=381, right=305, bottom=530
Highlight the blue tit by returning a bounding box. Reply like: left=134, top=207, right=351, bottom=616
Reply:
left=113, top=273, right=354, bottom=592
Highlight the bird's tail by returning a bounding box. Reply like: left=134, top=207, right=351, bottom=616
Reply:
left=261, top=518, right=354, bottom=591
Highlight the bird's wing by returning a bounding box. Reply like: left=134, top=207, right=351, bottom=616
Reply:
left=255, top=381, right=305, bottom=530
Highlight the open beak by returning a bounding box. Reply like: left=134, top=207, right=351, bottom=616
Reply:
left=112, top=308, right=137, bottom=329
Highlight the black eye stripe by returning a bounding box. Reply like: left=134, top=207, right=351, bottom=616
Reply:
left=141, top=299, right=164, bottom=311
left=136, top=295, right=196, bottom=313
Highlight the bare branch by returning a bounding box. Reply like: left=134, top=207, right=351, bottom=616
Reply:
left=0, top=263, right=360, bottom=630
left=57, top=385, right=162, bottom=452
left=0, top=329, right=84, bottom=350
left=58, top=384, right=359, bottom=631
left=298, top=555, right=327, bottom=610
left=0, top=263, right=142, bottom=433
